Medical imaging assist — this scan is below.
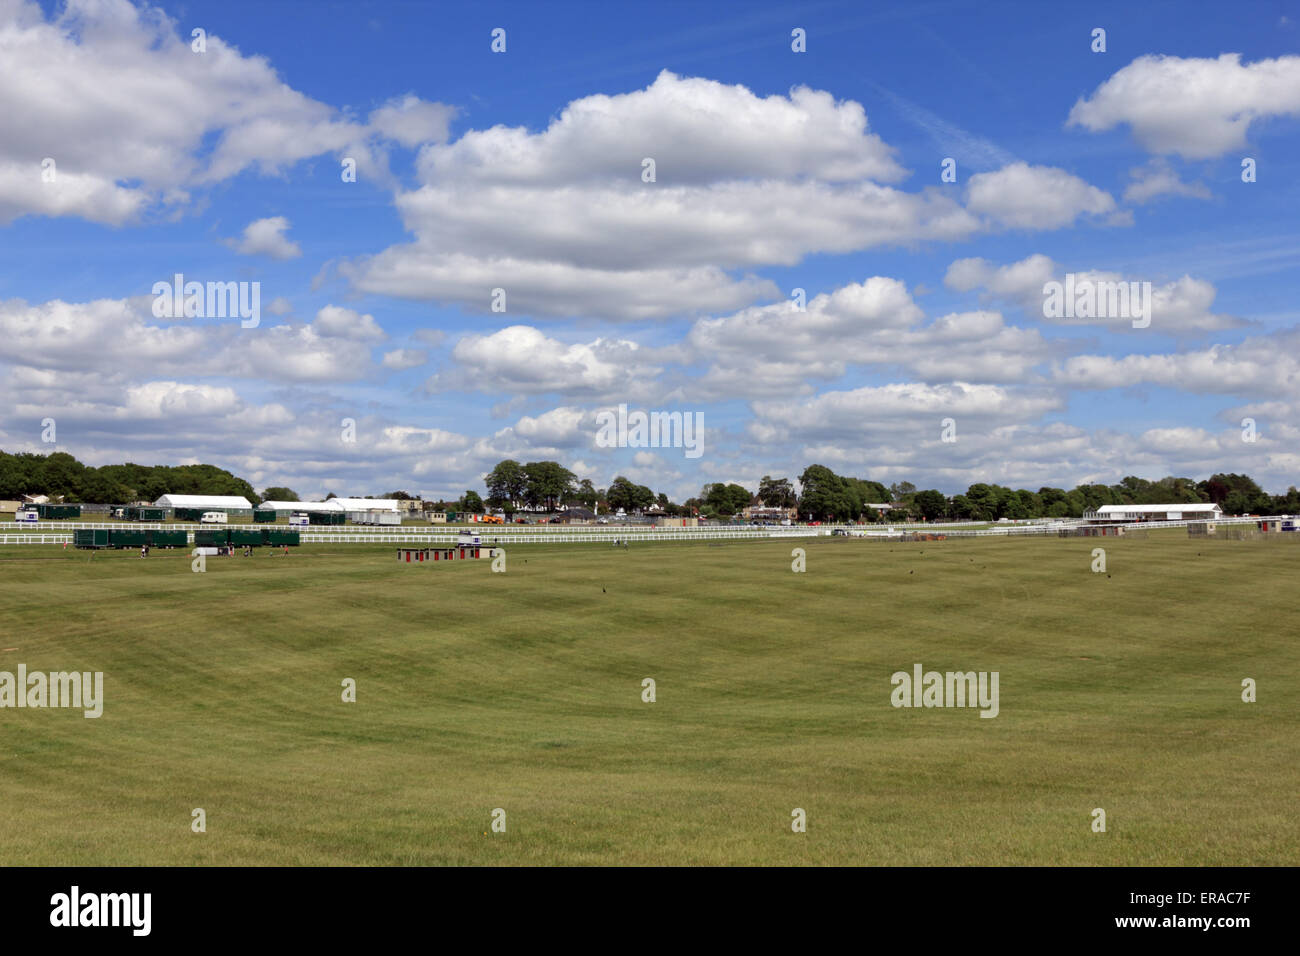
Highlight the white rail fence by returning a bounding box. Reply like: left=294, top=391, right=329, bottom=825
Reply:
left=0, top=515, right=1274, bottom=546
left=2, top=519, right=990, bottom=534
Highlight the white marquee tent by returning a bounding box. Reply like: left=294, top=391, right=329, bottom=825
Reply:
left=255, top=498, right=400, bottom=513
left=154, top=494, right=253, bottom=510
left=256, top=500, right=343, bottom=513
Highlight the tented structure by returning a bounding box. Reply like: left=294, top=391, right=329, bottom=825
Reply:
left=256, top=500, right=343, bottom=513
left=154, top=494, right=253, bottom=510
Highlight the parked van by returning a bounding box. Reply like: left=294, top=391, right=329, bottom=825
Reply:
left=200, top=511, right=228, bottom=524
left=16, top=509, right=38, bottom=523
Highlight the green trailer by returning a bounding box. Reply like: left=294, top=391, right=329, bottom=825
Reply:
left=124, top=507, right=166, bottom=522
left=37, top=504, right=82, bottom=519
left=194, top=529, right=229, bottom=547
left=229, top=529, right=263, bottom=547
left=308, top=511, right=345, bottom=525
left=263, top=529, right=300, bottom=546
left=253, top=509, right=277, bottom=523
left=74, top=529, right=112, bottom=549
left=147, top=530, right=188, bottom=548
left=173, top=507, right=205, bottom=522
left=111, top=529, right=149, bottom=548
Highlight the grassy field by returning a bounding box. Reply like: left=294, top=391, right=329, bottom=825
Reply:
left=0, top=532, right=1296, bottom=865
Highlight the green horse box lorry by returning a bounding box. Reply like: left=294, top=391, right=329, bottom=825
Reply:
left=37, top=504, right=82, bottom=519
left=75, top=529, right=187, bottom=548
left=148, top=530, right=187, bottom=548
left=122, top=507, right=166, bottom=521
left=74, top=530, right=112, bottom=549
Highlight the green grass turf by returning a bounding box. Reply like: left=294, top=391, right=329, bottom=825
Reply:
left=0, top=532, right=1296, bottom=865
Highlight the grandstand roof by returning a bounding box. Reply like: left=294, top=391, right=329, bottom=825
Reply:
left=1095, top=503, right=1221, bottom=514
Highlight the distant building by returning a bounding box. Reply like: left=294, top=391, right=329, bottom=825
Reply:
left=655, top=515, right=699, bottom=527
left=1086, top=503, right=1223, bottom=523
left=257, top=500, right=342, bottom=514
left=331, top=498, right=400, bottom=512
left=154, top=494, right=253, bottom=514
left=742, top=501, right=797, bottom=522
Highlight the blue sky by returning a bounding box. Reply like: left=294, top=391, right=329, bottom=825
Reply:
left=2, top=0, right=1298, bottom=501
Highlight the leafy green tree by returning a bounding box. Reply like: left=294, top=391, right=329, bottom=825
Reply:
left=1076, top=483, right=1117, bottom=511
left=964, top=483, right=998, bottom=521
left=848, top=478, right=890, bottom=508
left=913, top=489, right=947, bottom=521
left=574, top=479, right=599, bottom=509
left=0, top=456, right=29, bottom=498
left=704, top=482, right=751, bottom=516
left=1270, top=486, right=1300, bottom=515
left=485, top=460, right=528, bottom=508
left=949, top=494, right=975, bottom=520
left=606, top=476, right=640, bottom=512
left=798, top=465, right=855, bottom=521
left=757, top=476, right=795, bottom=508
left=461, top=490, right=484, bottom=513
left=263, top=487, right=299, bottom=501
left=605, top=477, right=658, bottom=513
left=888, top=481, right=917, bottom=502
left=1015, top=489, right=1041, bottom=517
left=39, top=452, right=84, bottom=499
left=1038, top=487, right=1067, bottom=511
left=522, top=461, right=575, bottom=511
left=75, top=469, right=133, bottom=504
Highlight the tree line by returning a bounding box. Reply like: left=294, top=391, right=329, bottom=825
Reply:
left=475, top=460, right=1300, bottom=521
left=0, top=450, right=258, bottom=504
left=4, top=449, right=1297, bottom=519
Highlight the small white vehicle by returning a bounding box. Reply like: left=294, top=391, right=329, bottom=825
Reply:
left=289, top=513, right=309, bottom=527
left=16, top=509, right=38, bottom=523
left=200, top=511, right=228, bottom=524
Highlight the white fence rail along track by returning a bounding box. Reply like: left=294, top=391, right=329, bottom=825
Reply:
left=0, top=516, right=1274, bottom=546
